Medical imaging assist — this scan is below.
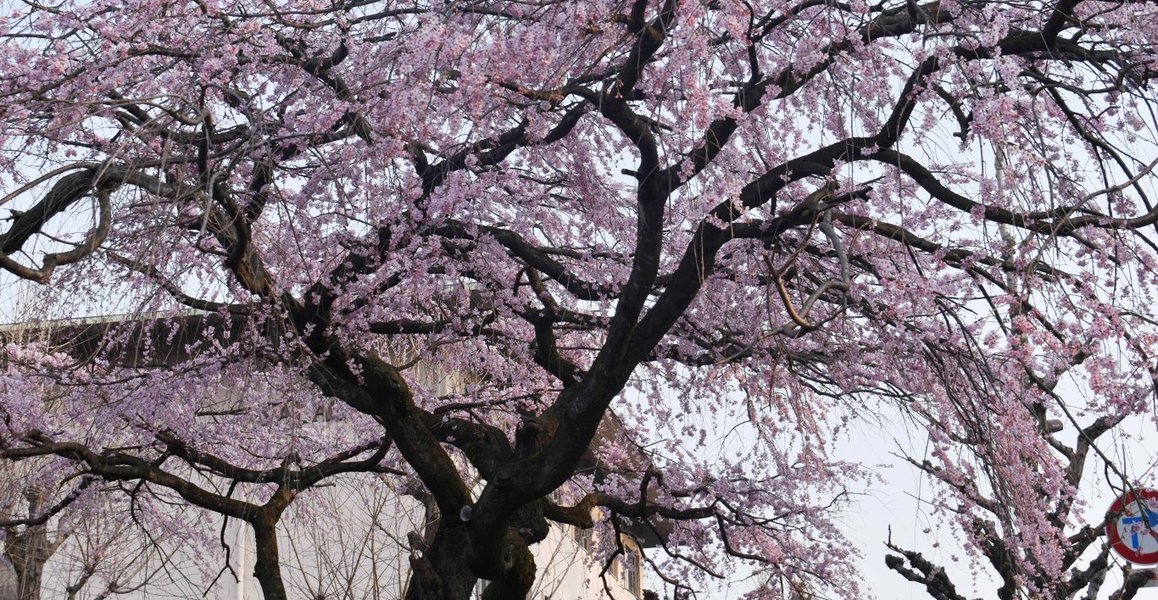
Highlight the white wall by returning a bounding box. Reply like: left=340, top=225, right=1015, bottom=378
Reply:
left=27, top=474, right=643, bottom=600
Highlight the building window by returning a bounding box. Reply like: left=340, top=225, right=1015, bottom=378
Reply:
left=623, top=548, right=641, bottom=596
left=572, top=524, right=593, bottom=552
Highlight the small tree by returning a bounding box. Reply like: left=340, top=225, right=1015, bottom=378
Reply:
left=1, top=1, right=1156, bottom=598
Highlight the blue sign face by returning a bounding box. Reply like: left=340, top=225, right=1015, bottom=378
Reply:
left=1108, top=489, right=1158, bottom=565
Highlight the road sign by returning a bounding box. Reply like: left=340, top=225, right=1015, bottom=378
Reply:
left=1107, top=488, right=1158, bottom=565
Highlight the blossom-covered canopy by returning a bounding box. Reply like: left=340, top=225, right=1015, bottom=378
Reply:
left=1, top=1, right=1155, bottom=598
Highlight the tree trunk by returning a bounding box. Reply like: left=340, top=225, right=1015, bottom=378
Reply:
left=404, top=523, right=540, bottom=600
left=4, top=522, right=53, bottom=600
left=405, top=521, right=478, bottom=600
left=251, top=520, right=288, bottom=600
left=479, top=533, right=535, bottom=600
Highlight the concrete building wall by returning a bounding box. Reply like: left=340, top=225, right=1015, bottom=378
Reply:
left=0, top=316, right=647, bottom=599
left=19, top=474, right=642, bottom=600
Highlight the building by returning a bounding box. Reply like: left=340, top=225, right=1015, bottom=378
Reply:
left=0, top=313, right=656, bottom=599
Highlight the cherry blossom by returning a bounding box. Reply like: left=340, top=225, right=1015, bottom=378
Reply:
left=1, top=1, right=1156, bottom=599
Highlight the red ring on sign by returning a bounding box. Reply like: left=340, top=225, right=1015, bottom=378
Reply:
left=1106, top=488, right=1158, bottom=566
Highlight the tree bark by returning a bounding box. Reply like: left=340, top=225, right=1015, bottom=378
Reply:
left=405, top=521, right=479, bottom=600
left=3, top=488, right=60, bottom=600
left=4, top=523, right=53, bottom=600
left=251, top=519, right=288, bottom=600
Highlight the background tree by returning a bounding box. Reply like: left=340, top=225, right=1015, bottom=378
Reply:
left=0, top=1, right=1156, bottom=599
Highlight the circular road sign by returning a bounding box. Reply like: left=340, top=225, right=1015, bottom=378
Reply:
left=1106, top=488, right=1158, bottom=565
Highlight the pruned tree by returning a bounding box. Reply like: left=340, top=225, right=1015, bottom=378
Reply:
left=0, top=1, right=1156, bottom=599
